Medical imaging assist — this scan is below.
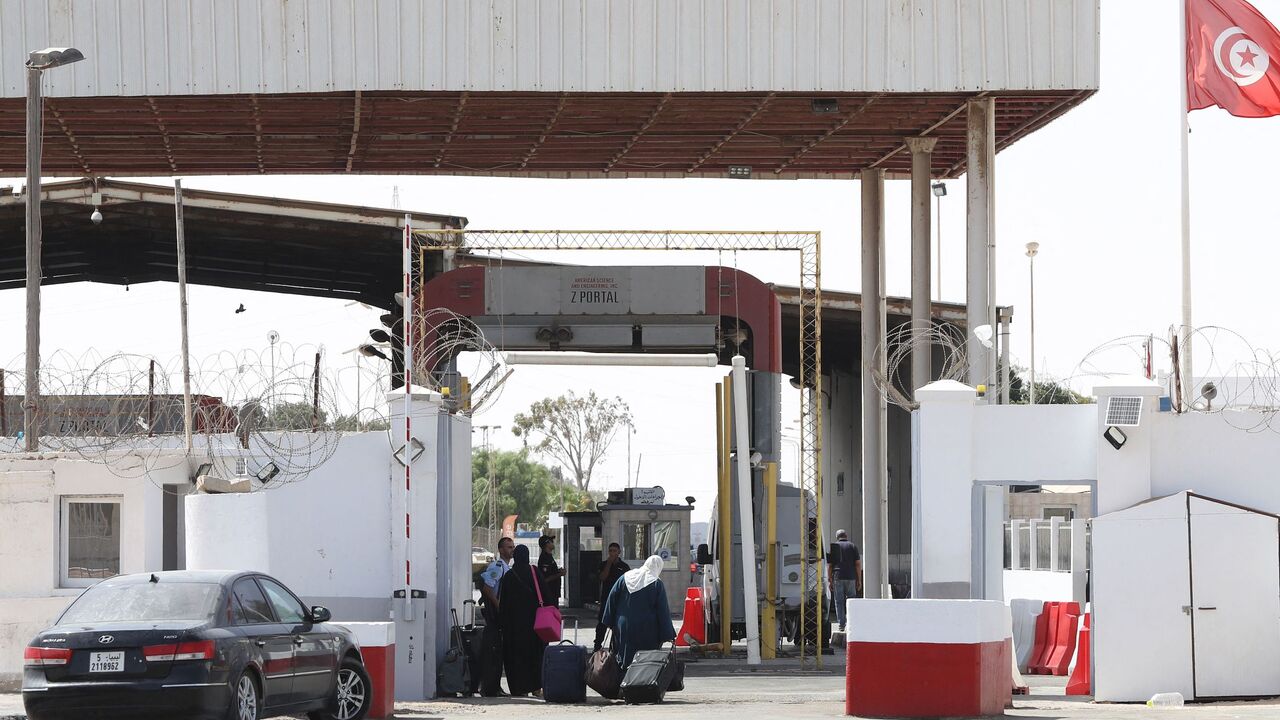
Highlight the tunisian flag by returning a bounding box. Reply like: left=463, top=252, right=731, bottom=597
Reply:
left=1187, top=0, right=1280, bottom=116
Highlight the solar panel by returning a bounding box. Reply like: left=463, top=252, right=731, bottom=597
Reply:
left=1105, top=396, right=1143, bottom=427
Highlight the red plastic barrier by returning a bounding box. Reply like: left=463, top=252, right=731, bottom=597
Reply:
left=674, top=588, right=706, bottom=647
left=1029, top=602, right=1059, bottom=674
left=1046, top=602, right=1081, bottom=676
left=1066, top=613, right=1091, bottom=695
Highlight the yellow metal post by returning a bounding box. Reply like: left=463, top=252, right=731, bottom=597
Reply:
left=718, top=378, right=733, bottom=655
left=761, top=461, right=778, bottom=660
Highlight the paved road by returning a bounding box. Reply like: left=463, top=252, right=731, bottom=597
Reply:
left=5, top=671, right=1280, bottom=719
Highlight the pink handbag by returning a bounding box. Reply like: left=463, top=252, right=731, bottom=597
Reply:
left=531, top=567, right=563, bottom=643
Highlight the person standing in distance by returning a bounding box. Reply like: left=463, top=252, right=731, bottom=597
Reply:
left=536, top=535, right=567, bottom=607
left=478, top=536, right=515, bottom=696
left=594, top=542, right=630, bottom=650
left=828, top=529, right=862, bottom=632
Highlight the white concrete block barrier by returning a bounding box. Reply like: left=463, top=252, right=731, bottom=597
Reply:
left=336, top=621, right=395, bottom=719
left=845, top=599, right=1013, bottom=718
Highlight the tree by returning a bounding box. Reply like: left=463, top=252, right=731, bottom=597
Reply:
left=511, top=391, right=632, bottom=492
left=1002, top=364, right=1091, bottom=405
left=263, top=401, right=326, bottom=430
left=471, top=448, right=596, bottom=530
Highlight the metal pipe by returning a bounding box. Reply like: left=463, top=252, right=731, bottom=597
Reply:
left=174, top=180, right=193, bottom=452
left=999, top=308, right=1012, bottom=405
left=731, top=355, right=760, bottom=665
left=503, top=351, right=718, bottom=367
left=311, top=351, right=321, bottom=431
left=1179, top=0, right=1195, bottom=399
left=148, top=360, right=155, bottom=437
left=761, top=460, right=778, bottom=660
left=907, top=137, right=937, bottom=399
left=1029, top=253, right=1037, bottom=404
left=966, top=98, right=997, bottom=399
left=860, top=168, right=888, bottom=599
left=1, top=368, right=7, bottom=437
left=23, top=67, right=42, bottom=452
left=715, top=381, right=732, bottom=654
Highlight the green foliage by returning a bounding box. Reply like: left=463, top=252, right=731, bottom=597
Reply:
left=1002, top=364, right=1092, bottom=405
left=511, top=391, right=632, bottom=492
left=472, top=448, right=596, bottom=530
left=262, top=401, right=326, bottom=430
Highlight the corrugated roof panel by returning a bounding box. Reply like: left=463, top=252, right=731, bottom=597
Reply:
left=0, top=0, right=1100, bottom=98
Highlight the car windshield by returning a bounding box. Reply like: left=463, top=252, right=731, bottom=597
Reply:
left=59, top=582, right=222, bottom=624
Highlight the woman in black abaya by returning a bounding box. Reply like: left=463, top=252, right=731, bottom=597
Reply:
left=497, top=544, right=547, bottom=696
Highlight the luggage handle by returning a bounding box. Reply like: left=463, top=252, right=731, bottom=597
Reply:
left=450, top=608, right=465, bottom=649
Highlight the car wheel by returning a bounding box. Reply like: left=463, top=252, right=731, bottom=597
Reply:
left=309, top=658, right=372, bottom=720
left=227, top=670, right=260, bottom=720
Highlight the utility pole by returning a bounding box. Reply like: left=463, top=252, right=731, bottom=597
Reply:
left=175, top=180, right=194, bottom=451
left=476, top=424, right=502, bottom=547
left=23, top=48, right=85, bottom=452
left=1026, top=242, right=1040, bottom=404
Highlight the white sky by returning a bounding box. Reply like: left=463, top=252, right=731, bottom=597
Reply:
left=3, top=2, right=1279, bottom=526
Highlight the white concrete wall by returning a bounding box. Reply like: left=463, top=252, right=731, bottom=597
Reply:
left=1003, top=570, right=1073, bottom=604
left=1150, top=410, right=1280, bottom=514
left=972, top=405, right=1097, bottom=483
left=0, top=453, right=188, bottom=689
left=186, top=431, right=394, bottom=613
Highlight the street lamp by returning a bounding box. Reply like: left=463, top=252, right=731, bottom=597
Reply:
left=931, top=182, right=947, bottom=300
left=1025, top=242, right=1040, bottom=405
left=24, top=47, right=85, bottom=452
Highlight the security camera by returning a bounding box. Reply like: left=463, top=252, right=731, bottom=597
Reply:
left=90, top=208, right=103, bottom=225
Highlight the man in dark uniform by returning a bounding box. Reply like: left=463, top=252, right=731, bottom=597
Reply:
left=477, top=537, right=514, bottom=696
left=593, top=542, right=630, bottom=650
left=828, top=529, right=862, bottom=632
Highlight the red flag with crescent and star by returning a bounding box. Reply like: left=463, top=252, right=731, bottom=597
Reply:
left=1187, top=0, right=1280, bottom=116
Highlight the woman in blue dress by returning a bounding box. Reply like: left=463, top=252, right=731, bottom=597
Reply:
left=600, top=555, right=675, bottom=669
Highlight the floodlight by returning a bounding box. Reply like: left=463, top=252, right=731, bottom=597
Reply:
left=28, top=47, right=85, bottom=70
left=931, top=182, right=947, bottom=197
left=1103, top=426, right=1128, bottom=451
left=728, top=166, right=752, bottom=179
left=1025, top=241, right=1040, bottom=258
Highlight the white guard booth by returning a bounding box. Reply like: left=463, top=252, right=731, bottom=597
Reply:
left=1092, top=491, right=1280, bottom=702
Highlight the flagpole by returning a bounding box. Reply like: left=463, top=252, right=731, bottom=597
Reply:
left=1179, top=0, right=1195, bottom=398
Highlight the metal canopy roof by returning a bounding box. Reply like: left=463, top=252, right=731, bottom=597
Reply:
left=0, top=90, right=1089, bottom=179
left=0, top=178, right=465, bottom=305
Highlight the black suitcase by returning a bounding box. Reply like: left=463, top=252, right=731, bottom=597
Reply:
left=459, top=625, right=483, bottom=695
left=542, top=640, right=589, bottom=703
left=620, top=649, right=677, bottom=704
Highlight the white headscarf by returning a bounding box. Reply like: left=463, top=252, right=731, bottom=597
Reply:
left=622, top=555, right=665, bottom=593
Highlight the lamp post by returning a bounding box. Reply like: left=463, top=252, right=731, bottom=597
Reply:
left=932, top=181, right=947, bottom=301
left=24, top=47, right=85, bottom=452
left=1025, top=242, right=1040, bottom=405
left=625, top=419, right=635, bottom=489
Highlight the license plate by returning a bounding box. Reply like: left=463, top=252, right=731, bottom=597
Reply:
left=89, top=651, right=125, bottom=673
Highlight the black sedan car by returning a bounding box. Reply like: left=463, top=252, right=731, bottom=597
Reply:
left=23, top=570, right=373, bottom=720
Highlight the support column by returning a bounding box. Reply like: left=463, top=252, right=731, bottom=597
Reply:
left=860, top=169, right=888, bottom=599
left=907, top=137, right=938, bottom=399
left=966, top=98, right=997, bottom=400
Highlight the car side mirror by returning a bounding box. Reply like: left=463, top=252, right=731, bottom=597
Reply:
left=696, top=544, right=713, bottom=566
left=310, top=606, right=331, bottom=624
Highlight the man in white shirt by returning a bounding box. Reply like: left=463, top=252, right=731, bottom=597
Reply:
left=478, top=537, right=514, bottom=695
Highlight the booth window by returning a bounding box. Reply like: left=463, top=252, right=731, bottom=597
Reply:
left=61, top=497, right=122, bottom=588
left=653, top=521, right=680, bottom=570
left=622, top=523, right=651, bottom=560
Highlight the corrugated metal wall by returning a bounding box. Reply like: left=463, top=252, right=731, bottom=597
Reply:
left=1, top=0, right=1099, bottom=98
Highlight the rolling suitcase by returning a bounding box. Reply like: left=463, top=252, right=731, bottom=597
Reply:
left=620, top=649, right=677, bottom=704
left=541, top=639, right=589, bottom=703
left=437, top=609, right=472, bottom=696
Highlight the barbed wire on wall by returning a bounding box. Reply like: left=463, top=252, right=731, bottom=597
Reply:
left=869, top=321, right=971, bottom=409
left=0, top=344, right=391, bottom=488
left=1069, top=325, right=1280, bottom=433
